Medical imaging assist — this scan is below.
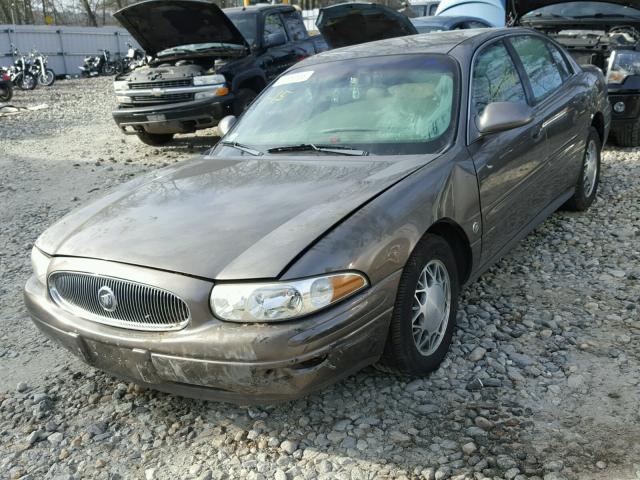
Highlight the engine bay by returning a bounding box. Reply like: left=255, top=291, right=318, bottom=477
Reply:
left=124, top=57, right=230, bottom=83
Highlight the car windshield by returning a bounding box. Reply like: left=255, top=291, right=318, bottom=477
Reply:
left=221, top=54, right=458, bottom=156
left=227, top=12, right=258, bottom=45
left=157, top=43, right=245, bottom=56
left=522, top=1, right=640, bottom=19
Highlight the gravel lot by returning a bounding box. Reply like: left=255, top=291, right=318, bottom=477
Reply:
left=1, top=77, right=639, bottom=480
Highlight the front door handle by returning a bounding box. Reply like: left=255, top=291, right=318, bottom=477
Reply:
left=532, top=124, right=544, bottom=140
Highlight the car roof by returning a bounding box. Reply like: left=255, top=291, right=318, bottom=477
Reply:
left=224, top=4, right=294, bottom=14
left=297, top=27, right=519, bottom=68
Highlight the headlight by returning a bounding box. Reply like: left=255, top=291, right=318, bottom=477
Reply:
left=211, top=272, right=368, bottom=322
left=31, top=246, right=50, bottom=285
left=193, top=74, right=225, bottom=86
left=607, top=50, right=640, bottom=85
left=116, top=95, right=132, bottom=104
left=194, top=87, right=229, bottom=100
left=113, top=80, right=129, bottom=91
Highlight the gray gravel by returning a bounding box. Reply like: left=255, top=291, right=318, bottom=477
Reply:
left=1, top=77, right=640, bottom=480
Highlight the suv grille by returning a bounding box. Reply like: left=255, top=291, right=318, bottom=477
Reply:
left=130, top=93, right=194, bottom=104
left=48, top=272, right=190, bottom=331
left=129, top=79, right=193, bottom=89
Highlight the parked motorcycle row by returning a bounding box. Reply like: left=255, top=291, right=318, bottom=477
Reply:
left=0, top=45, right=56, bottom=102
left=79, top=43, right=145, bottom=77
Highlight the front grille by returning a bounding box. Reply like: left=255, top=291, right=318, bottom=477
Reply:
left=48, top=271, right=190, bottom=331
left=129, top=79, right=192, bottom=90
left=131, top=93, right=194, bottom=104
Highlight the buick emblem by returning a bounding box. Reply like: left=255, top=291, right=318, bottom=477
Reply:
left=97, top=286, right=117, bottom=312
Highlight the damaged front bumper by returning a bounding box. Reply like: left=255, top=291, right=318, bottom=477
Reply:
left=24, top=257, right=398, bottom=404
left=112, top=95, right=235, bottom=135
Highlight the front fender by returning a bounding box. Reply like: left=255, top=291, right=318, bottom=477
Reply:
left=281, top=147, right=482, bottom=285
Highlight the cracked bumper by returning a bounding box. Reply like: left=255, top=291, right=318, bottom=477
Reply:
left=23, top=259, right=399, bottom=404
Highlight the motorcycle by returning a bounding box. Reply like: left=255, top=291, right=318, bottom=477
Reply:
left=0, top=69, right=13, bottom=102
left=7, top=47, right=37, bottom=90
left=28, top=49, right=55, bottom=86
left=79, top=49, right=121, bottom=77
left=120, top=43, right=146, bottom=73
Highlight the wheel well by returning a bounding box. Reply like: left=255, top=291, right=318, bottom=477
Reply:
left=426, top=220, right=473, bottom=284
left=592, top=112, right=605, bottom=144
left=237, top=77, right=265, bottom=94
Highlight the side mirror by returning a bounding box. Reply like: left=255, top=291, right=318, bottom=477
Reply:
left=476, top=102, right=534, bottom=135
left=263, top=31, right=286, bottom=48
left=218, top=115, right=237, bottom=136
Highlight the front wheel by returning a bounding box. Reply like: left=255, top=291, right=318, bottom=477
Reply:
left=17, top=73, right=37, bottom=90
left=38, top=68, right=55, bottom=86
left=564, top=126, right=601, bottom=212
left=378, top=235, right=460, bottom=376
left=136, top=132, right=174, bottom=146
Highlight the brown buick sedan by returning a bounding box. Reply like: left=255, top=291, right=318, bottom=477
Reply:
left=25, top=28, right=610, bottom=403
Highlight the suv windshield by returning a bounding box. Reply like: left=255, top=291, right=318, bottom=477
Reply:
left=522, top=1, right=640, bottom=20
left=221, top=54, right=458, bottom=156
left=227, top=12, right=258, bottom=45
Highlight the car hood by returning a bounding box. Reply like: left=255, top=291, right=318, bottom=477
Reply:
left=36, top=154, right=433, bottom=280
left=114, top=0, right=249, bottom=57
left=316, top=2, right=418, bottom=49
left=435, top=0, right=506, bottom=26
left=510, top=0, right=640, bottom=22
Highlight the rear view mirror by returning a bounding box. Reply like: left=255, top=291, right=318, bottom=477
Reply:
left=218, top=115, right=237, bottom=136
left=477, top=102, right=533, bottom=135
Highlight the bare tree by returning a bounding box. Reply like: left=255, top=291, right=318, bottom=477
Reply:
left=80, top=0, right=97, bottom=26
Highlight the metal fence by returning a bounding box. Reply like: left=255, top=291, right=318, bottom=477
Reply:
left=0, top=24, right=140, bottom=76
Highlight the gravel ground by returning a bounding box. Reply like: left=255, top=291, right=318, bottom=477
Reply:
left=1, top=78, right=639, bottom=480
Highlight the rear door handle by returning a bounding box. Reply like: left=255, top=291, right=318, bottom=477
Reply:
left=532, top=124, right=544, bottom=140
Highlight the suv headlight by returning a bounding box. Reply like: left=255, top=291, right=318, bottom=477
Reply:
left=608, top=50, right=640, bottom=85
left=193, top=74, right=225, bottom=86
left=211, top=272, right=368, bottom=322
left=113, top=80, right=129, bottom=91
left=31, top=246, right=50, bottom=285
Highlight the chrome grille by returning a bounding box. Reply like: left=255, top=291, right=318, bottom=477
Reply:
left=48, top=272, right=190, bottom=331
left=131, top=93, right=194, bottom=104
left=129, top=79, right=192, bottom=89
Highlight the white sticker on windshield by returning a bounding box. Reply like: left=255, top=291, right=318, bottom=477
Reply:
left=274, top=70, right=314, bottom=86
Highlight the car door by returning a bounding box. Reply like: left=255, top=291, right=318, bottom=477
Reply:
left=467, top=39, right=549, bottom=265
left=261, top=12, right=295, bottom=81
left=508, top=34, right=585, bottom=204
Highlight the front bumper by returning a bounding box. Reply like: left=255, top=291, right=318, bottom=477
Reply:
left=112, top=95, right=235, bottom=135
left=24, top=257, right=398, bottom=404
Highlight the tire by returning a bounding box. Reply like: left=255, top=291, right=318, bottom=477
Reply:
left=136, top=132, right=174, bottom=146
left=377, top=234, right=460, bottom=376
left=38, top=68, right=55, bottom=86
left=0, top=84, right=12, bottom=102
left=233, top=88, right=258, bottom=116
left=17, top=73, right=36, bottom=90
left=564, top=126, right=601, bottom=212
left=102, top=64, right=116, bottom=76
left=611, top=120, right=640, bottom=147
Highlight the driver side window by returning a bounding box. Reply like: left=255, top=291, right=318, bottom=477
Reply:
left=263, top=13, right=286, bottom=43
left=472, top=41, right=527, bottom=117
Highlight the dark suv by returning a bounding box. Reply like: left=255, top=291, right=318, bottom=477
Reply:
left=513, top=0, right=640, bottom=146
left=112, top=0, right=326, bottom=145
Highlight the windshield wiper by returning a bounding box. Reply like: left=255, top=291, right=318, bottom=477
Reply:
left=220, top=141, right=263, bottom=156
left=267, top=144, right=369, bottom=156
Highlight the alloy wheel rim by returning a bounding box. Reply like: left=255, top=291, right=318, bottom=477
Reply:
left=583, top=139, right=598, bottom=198
left=411, top=259, right=451, bottom=357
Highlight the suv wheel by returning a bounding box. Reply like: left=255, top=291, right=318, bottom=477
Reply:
left=136, top=132, right=174, bottom=146
left=612, top=120, right=640, bottom=147
left=377, top=234, right=460, bottom=376
left=233, top=88, right=258, bottom=116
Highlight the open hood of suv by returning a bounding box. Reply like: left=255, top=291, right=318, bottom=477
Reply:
left=316, top=2, right=417, bottom=49
left=510, top=0, right=640, bottom=21
left=114, top=0, right=249, bottom=56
